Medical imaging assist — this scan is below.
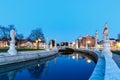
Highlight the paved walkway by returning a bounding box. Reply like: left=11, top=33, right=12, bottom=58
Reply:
left=113, top=54, right=120, bottom=69
left=89, top=56, right=105, bottom=80
left=0, top=50, right=58, bottom=65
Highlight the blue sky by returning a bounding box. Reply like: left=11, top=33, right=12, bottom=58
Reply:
left=0, top=0, right=120, bottom=42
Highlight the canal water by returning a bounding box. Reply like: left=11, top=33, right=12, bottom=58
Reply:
left=0, top=52, right=96, bottom=80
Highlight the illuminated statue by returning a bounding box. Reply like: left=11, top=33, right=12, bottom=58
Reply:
left=10, top=30, right=16, bottom=41
left=94, top=30, right=98, bottom=51
left=101, top=23, right=112, bottom=57
left=103, top=23, right=109, bottom=41
left=8, top=29, right=17, bottom=55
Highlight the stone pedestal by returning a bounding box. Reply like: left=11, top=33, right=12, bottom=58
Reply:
left=85, top=41, right=88, bottom=49
left=8, top=41, right=17, bottom=55
left=75, top=40, right=78, bottom=49
left=94, top=38, right=99, bottom=51
left=53, top=39, right=57, bottom=50
left=101, top=40, right=112, bottom=57
left=94, top=31, right=99, bottom=51
left=49, top=41, right=52, bottom=49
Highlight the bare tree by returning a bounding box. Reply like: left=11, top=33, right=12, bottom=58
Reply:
left=28, top=28, right=45, bottom=42
left=28, top=28, right=45, bottom=49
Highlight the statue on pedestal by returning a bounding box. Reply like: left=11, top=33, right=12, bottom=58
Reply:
left=45, top=37, right=49, bottom=51
left=94, top=30, right=99, bottom=51
left=50, top=41, right=53, bottom=49
left=53, top=39, right=57, bottom=50
left=75, top=40, right=78, bottom=49
left=8, top=29, right=17, bottom=55
left=101, top=23, right=112, bottom=57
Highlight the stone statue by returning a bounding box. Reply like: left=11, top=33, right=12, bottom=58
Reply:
left=10, top=30, right=16, bottom=41
left=45, top=37, right=49, bottom=51
left=103, top=23, right=109, bottom=41
left=94, top=30, right=98, bottom=51
left=8, top=29, right=17, bottom=55
left=101, top=23, right=112, bottom=58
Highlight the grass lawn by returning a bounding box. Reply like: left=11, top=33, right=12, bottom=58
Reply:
left=0, top=48, right=45, bottom=52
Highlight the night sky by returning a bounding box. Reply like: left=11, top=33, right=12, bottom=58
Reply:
left=0, top=0, right=120, bottom=42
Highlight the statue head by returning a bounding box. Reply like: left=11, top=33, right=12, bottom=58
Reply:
left=103, top=22, right=109, bottom=40
left=10, top=29, right=16, bottom=40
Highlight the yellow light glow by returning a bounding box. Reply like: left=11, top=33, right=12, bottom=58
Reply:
left=36, top=40, right=38, bottom=43
left=86, top=58, right=91, bottom=63
left=87, top=41, right=91, bottom=44
left=38, top=38, right=41, bottom=42
left=116, top=42, right=120, bottom=48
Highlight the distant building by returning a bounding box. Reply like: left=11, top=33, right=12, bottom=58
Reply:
left=77, top=35, right=96, bottom=49
left=0, top=38, right=45, bottom=49
left=0, top=39, right=9, bottom=48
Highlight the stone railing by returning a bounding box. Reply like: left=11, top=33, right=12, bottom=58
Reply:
left=89, top=50, right=120, bottom=80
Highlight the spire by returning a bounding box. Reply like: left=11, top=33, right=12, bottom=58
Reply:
left=105, top=22, right=108, bottom=28
left=95, top=30, right=98, bottom=36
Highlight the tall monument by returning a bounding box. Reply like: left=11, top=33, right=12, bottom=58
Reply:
left=45, top=37, right=49, bottom=51
left=94, top=30, right=99, bottom=51
left=53, top=39, right=57, bottom=50
left=8, top=30, right=17, bottom=55
left=101, top=23, right=112, bottom=57
left=49, top=40, right=53, bottom=49
left=75, top=40, right=78, bottom=49
left=85, top=40, right=88, bottom=49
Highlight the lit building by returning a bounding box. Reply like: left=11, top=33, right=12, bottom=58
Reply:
left=0, top=39, right=9, bottom=48
left=77, top=35, right=96, bottom=49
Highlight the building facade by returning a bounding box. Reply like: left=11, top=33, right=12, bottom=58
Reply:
left=77, top=35, right=96, bottom=49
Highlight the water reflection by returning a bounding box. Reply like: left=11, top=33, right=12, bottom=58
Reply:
left=0, top=71, right=16, bottom=80
left=0, top=52, right=95, bottom=80
left=86, top=57, right=92, bottom=63
left=60, top=52, right=94, bottom=64
left=45, top=61, right=49, bottom=76
left=0, top=56, right=55, bottom=80
left=28, top=63, right=45, bottom=79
